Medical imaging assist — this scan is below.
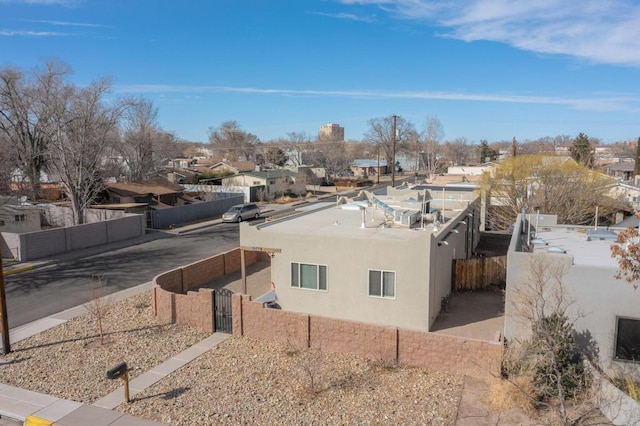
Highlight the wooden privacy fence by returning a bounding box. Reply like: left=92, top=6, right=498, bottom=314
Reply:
left=454, top=256, right=507, bottom=291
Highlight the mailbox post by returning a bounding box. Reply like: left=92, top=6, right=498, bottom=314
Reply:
left=107, top=362, right=129, bottom=403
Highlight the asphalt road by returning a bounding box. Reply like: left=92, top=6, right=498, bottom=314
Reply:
left=5, top=222, right=242, bottom=328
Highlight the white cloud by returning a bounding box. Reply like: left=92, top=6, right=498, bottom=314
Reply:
left=22, top=19, right=108, bottom=28
left=0, top=0, right=83, bottom=5
left=307, top=11, right=377, bottom=23
left=115, top=84, right=640, bottom=112
left=0, top=29, right=67, bottom=36
left=335, top=0, right=640, bottom=67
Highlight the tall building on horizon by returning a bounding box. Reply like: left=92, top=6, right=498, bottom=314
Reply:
left=319, top=122, right=344, bottom=142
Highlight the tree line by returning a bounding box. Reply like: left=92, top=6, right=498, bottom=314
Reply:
left=0, top=59, right=180, bottom=224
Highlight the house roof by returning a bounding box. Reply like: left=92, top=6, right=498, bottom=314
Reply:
left=241, top=170, right=297, bottom=179
left=352, top=159, right=388, bottom=168
left=605, top=161, right=635, bottom=172
left=209, top=161, right=255, bottom=172
left=106, top=181, right=184, bottom=197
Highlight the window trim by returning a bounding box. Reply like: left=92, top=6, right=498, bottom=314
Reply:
left=367, top=269, right=396, bottom=299
left=290, top=262, right=328, bottom=292
left=614, top=316, right=640, bottom=363
left=14, top=214, right=25, bottom=222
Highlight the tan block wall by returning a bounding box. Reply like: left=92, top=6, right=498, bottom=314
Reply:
left=174, top=289, right=215, bottom=333
left=310, top=316, right=397, bottom=362
left=232, top=298, right=503, bottom=378
left=237, top=297, right=309, bottom=348
left=182, top=255, right=225, bottom=292
left=224, top=249, right=242, bottom=274
left=153, top=286, right=174, bottom=323
left=398, top=329, right=502, bottom=377
left=155, top=268, right=183, bottom=294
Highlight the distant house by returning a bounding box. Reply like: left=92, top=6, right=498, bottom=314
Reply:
left=167, top=158, right=196, bottom=169
left=104, top=180, right=191, bottom=207
left=603, top=160, right=635, bottom=182
left=221, top=170, right=303, bottom=201
left=208, top=160, right=256, bottom=175
left=351, top=159, right=388, bottom=177
left=0, top=204, right=41, bottom=234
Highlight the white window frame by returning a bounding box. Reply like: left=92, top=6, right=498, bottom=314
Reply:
left=290, top=262, right=328, bottom=292
left=368, top=269, right=396, bottom=299
left=615, top=316, right=640, bottom=363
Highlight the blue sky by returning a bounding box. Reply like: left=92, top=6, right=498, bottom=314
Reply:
left=1, top=0, right=639, bottom=144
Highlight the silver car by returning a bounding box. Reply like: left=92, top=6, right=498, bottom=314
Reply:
left=222, top=203, right=260, bottom=223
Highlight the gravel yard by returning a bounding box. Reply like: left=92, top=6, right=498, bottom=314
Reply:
left=120, top=337, right=464, bottom=425
left=0, top=291, right=465, bottom=424
left=0, top=291, right=209, bottom=403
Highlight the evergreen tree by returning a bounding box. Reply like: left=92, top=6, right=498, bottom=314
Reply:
left=569, top=132, right=594, bottom=167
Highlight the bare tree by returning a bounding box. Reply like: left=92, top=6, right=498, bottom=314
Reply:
left=285, top=131, right=311, bottom=166
left=208, top=120, right=259, bottom=161
left=442, top=137, right=470, bottom=166
left=84, top=275, right=113, bottom=346
left=363, top=115, right=416, bottom=170
left=0, top=134, right=13, bottom=195
left=0, top=59, right=71, bottom=200
left=421, top=116, right=444, bottom=175
left=46, top=78, right=124, bottom=225
left=117, top=97, right=178, bottom=181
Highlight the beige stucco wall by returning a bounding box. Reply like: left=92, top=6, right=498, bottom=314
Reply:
left=241, top=205, right=477, bottom=332
left=505, top=215, right=640, bottom=377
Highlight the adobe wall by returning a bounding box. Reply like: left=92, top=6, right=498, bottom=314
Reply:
left=233, top=294, right=503, bottom=378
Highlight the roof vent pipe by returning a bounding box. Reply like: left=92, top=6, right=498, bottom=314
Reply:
left=361, top=207, right=366, bottom=229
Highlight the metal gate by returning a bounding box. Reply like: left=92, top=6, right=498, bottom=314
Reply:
left=214, top=288, right=233, bottom=333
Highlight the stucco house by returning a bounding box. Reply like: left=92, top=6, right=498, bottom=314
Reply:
left=222, top=170, right=304, bottom=201
left=104, top=181, right=190, bottom=207
left=0, top=204, right=41, bottom=234
left=351, top=159, right=388, bottom=177
left=504, top=214, right=640, bottom=377
left=240, top=187, right=481, bottom=332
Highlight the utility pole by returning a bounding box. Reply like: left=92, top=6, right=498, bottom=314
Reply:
left=391, top=114, right=397, bottom=187
left=0, top=245, right=10, bottom=354
left=376, top=146, right=380, bottom=184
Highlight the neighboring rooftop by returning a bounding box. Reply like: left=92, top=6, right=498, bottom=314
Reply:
left=525, top=226, right=622, bottom=268
left=256, top=201, right=438, bottom=241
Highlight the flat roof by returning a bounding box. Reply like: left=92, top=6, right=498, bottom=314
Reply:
left=257, top=203, right=436, bottom=241
left=529, top=226, right=622, bottom=269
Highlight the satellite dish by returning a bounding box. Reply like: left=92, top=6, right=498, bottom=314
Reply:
left=19, top=196, right=27, bottom=204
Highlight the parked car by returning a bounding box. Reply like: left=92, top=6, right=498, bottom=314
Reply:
left=222, top=203, right=260, bottom=223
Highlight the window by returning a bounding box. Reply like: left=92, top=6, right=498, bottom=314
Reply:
left=14, top=214, right=25, bottom=222
left=0, top=220, right=4, bottom=226
left=368, top=270, right=395, bottom=298
left=615, top=317, right=640, bottom=362
left=291, top=262, right=327, bottom=291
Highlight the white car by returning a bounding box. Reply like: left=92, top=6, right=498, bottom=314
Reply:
left=222, top=203, right=260, bottom=223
